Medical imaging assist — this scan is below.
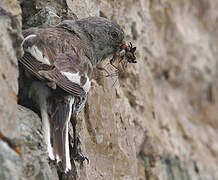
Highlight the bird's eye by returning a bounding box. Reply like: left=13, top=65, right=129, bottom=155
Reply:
left=110, top=31, right=118, bottom=39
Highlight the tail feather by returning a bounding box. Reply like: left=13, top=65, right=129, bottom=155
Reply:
left=47, top=95, right=74, bottom=173
left=41, top=109, right=55, bottom=160
left=30, top=81, right=55, bottom=160
left=28, top=76, right=74, bottom=173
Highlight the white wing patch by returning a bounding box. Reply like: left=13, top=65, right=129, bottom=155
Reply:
left=22, top=34, right=51, bottom=65
left=26, top=45, right=51, bottom=65
left=61, top=72, right=81, bottom=85
left=61, top=72, right=91, bottom=93
left=83, top=76, right=91, bottom=93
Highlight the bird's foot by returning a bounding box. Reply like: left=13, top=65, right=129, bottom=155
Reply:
left=72, top=137, right=89, bottom=164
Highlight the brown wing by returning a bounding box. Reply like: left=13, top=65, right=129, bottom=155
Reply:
left=19, top=52, right=86, bottom=97
left=19, top=28, right=92, bottom=97
left=19, top=52, right=45, bottom=80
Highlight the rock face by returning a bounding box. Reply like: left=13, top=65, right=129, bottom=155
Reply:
left=0, top=0, right=22, bottom=180
left=0, top=140, right=22, bottom=180
left=1, top=0, right=218, bottom=180
left=0, top=0, right=22, bottom=140
left=18, top=105, right=59, bottom=180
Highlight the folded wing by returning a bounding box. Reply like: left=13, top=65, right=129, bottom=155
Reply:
left=19, top=29, right=92, bottom=97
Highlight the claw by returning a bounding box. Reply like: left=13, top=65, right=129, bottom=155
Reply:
left=72, top=137, right=89, bottom=164
left=72, top=149, right=89, bottom=164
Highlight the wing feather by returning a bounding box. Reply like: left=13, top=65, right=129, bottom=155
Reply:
left=48, top=95, right=73, bottom=172
left=19, top=52, right=46, bottom=80
left=19, top=52, right=86, bottom=97
left=41, top=68, right=86, bottom=96
left=20, top=28, right=92, bottom=97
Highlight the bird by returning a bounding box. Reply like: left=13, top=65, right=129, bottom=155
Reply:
left=18, top=17, right=125, bottom=173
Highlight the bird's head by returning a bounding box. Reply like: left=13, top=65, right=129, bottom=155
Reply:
left=57, top=17, right=125, bottom=66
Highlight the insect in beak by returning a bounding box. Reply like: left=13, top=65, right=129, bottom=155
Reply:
left=110, top=42, right=137, bottom=71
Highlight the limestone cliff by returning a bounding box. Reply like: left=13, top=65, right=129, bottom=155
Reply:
left=0, top=0, right=218, bottom=180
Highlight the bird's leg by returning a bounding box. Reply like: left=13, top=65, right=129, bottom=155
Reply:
left=71, top=115, right=89, bottom=163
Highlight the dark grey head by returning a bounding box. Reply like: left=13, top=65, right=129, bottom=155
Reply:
left=57, top=17, right=125, bottom=65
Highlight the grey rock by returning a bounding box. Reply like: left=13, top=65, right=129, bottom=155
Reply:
left=0, top=1, right=23, bottom=180
left=0, top=0, right=22, bottom=139
left=23, top=6, right=61, bottom=29
left=17, top=105, right=59, bottom=180
left=0, top=140, right=22, bottom=180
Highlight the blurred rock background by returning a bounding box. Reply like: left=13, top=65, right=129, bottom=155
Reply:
left=0, top=0, right=218, bottom=179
